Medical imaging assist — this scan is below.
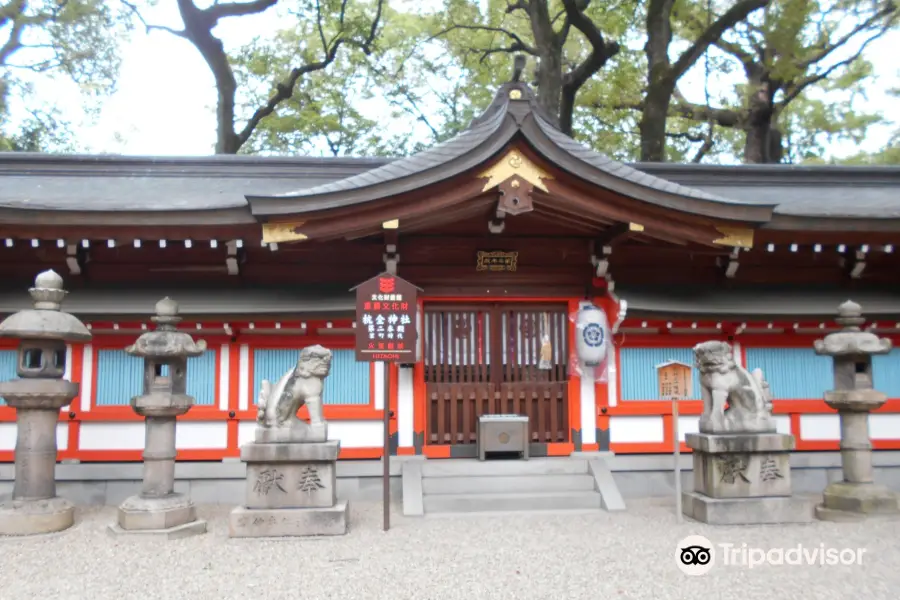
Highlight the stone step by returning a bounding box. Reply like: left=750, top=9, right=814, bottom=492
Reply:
left=423, top=490, right=603, bottom=514
left=421, top=458, right=588, bottom=478
left=422, top=474, right=596, bottom=495
left=423, top=508, right=605, bottom=519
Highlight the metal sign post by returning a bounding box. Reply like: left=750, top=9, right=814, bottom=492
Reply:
left=351, top=272, right=422, bottom=534
left=672, top=395, right=683, bottom=523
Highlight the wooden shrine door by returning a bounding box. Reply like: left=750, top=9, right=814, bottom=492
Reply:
left=424, top=303, right=570, bottom=448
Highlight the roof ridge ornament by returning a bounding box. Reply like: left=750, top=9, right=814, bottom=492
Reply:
left=511, top=54, right=526, bottom=82
left=479, top=149, right=552, bottom=193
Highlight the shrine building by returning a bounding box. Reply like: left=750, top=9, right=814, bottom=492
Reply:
left=2, top=80, right=900, bottom=467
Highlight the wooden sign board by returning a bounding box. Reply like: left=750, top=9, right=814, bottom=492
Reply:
left=656, top=360, right=693, bottom=399
left=476, top=251, right=518, bottom=272
left=353, top=273, right=420, bottom=363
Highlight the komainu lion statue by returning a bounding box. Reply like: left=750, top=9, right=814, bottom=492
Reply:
left=693, top=340, right=776, bottom=434
left=257, top=345, right=332, bottom=429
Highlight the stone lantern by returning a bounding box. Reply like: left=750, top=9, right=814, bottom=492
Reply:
left=813, top=300, right=900, bottom=521
left=108, top=297, right=208, bottom=538
left=0, top=270, right=91, bottom=535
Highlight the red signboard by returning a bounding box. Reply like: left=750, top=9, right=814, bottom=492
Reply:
left=353, top=273, right=420, bottom=363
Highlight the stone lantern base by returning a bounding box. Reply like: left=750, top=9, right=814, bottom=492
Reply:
left=816, top=482, right=900, bottom=522
left=0, top=497, right=74, bottom=536
left=681, top=432, right=815, bottom=525
left=229, top=439, right=349, bottom=537
left=107, top=494, right=208, bottom=539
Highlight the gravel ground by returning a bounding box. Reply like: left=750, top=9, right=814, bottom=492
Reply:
left=1, top=497, right=898, bottom=600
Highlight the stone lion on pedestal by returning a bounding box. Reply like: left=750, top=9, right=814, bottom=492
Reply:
left=693, top=340, right=776, bottom=434
left=257, top=345, right=332, bottom=430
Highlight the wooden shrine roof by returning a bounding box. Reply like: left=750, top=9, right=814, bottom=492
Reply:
left=4, top=153, right=898, bottom=220
left=2, top=153, right=896, bottom=220
left=1, top=78, right=899, bottom=232
left=246, top=83, right=760, bottom=217
left=245, top=82, right=774, bottom=224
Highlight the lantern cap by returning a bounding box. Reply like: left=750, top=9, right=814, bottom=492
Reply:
left=0, top=270, right=91, bottom=341
left=125, top=297, right=206, bottom=358
left=814, top=300, right=892, bottom=357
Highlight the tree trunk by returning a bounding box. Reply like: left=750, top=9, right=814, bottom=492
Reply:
left=742, top=74, right=781, bottom=163
left=528, top=1, right=564, bottom=130
left=535, top=47, right=563, bottom=126
left=640, top=83, right=674, bottom=162
left=640, top=0, right=675, bottom=162
left=176, top=0, right=240, bottom=154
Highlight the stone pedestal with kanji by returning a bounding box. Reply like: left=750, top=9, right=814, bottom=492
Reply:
left=682, top=432, right=813, bottom=524
left=229, top=440, right=347, bottom=537
left=228, top=345, right=348, bottom=537
left=681, top=339, right=814, bottom=524
left=813, top=301, right=900, bottom=522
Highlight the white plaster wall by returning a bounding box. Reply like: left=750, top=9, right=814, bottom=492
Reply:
left=799, top=414, right=841, bottom=441
left=870, top=414, right=900, bottom=440
left=218, top=345, right=230, bottom=411
left=79, top=423, right=145, bottom=450
left=397, top=367, right=414, bottom=448
left=328, top=420, right=383, bottom=448
left=80, top=344, right=93, bottom=412
left=607, top=350, right=618, bottom=408
left=238, top=420, right=256, bottom=448
left=373, top=363, right=385, bottom=410
left=580, top=370, right=596, bottom=444
left=238, top=344, right=250, bottom=410
left=57, top=422, right=68, bottom=451
left=176, top=422, right=228, bottom=449
left=0, top=423, right=68, bottom=451
left=0, top=423, right=15, bottom=450
left=609, top=416, right=665, bottom=444
left=60, top=344, right=73, bottom=411
left=238, top=419, right=383, bottom=449
left=774, top=414, right=791, bottom=435
left=676, top=415, right=699, bottom=442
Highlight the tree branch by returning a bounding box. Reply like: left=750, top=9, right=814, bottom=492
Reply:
left=360, top=0, right=383, bottom=54
left=236, top=43, right=343, bottom=147
left=560, top=0, right=619, bottom=92
left=471, top=44, right=530, bottom=64
left=0, top=1, right=36, bottom=64
left=779, top=29, right=886, bottom=108
left=670, top=0, right=768, bottom=81
left=436, top=24, right=539, bottom=56
left=235, top=0, right=385, bottom=148
left=506, top=0, right=529, bottom=14
left=670, top=101, right=742, bottom=128
left=795, top=3, right=896, bottom=71
left=691, top=127, right=716, bottom=162
left=203, top=0, right=278, bottom=22
left=121, top=0, right=186, bottom=37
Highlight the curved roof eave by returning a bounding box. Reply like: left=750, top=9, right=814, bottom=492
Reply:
left=245, top=82, right=777, bottom=224
left=246, top=105, right=518, bottom=218
left=0, top=206, right=257, bottom=226
left=765, top=214, right=900, bottom=232
left=522, top=115, right=775, bottom=224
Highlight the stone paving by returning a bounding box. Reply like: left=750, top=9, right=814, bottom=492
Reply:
left=1, top=497, right=898, bottom=600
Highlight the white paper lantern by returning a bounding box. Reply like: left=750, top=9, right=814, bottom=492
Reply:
left=575, top=304, right=609, bottom=367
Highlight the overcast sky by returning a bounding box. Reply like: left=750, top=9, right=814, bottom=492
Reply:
left=17, top=1, right=900, bottom=159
